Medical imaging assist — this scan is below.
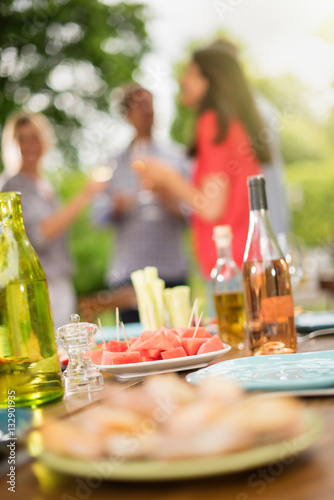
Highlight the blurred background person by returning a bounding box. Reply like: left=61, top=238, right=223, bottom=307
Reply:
left=1, top=112, right=107, bottom=328
left=209, top=39, right=290, bottom=243
left=134, top=40, right=270, bottom=282
left=94, top=84, right=190, bottom=323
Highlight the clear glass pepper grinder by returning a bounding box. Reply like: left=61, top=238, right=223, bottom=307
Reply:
left=56, top=314, right=104, bottom=395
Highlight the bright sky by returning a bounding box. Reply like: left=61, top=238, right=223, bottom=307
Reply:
left=131, top=0, right=334, bottom=141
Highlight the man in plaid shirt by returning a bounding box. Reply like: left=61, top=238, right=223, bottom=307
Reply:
left=94, top=84, right=190, bottom=322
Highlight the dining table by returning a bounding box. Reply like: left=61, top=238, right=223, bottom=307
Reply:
left=0, top=335, right=333, bottom=500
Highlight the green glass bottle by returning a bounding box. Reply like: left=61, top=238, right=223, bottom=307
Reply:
left=0, top=192, right=63, bottom=407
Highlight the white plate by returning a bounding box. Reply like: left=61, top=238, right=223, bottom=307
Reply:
left=96, top=345, right=231, bottom=379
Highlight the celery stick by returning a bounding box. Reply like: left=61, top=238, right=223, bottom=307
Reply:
left=142, top=267, right=162, bottom=329
left=130, top=270, right=151, bottom=330
left=143, top=266, right=158, bottom=282
left=164, top=286, right=191, bottom=328
left=163, top=289, right=174, bottom=328
left=131, top=267, right=190, bottom=330
left=150, top=279, right=165, bottom=328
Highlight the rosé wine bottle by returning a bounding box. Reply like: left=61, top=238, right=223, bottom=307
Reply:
left=242, top=176, right=297, bottom=356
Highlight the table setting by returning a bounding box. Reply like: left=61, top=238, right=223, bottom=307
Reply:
left=1, top=192, right=334, bottom=500
left=1, top=3, right=334, bottom=498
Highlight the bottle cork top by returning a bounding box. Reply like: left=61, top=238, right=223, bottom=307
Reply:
left=212, top=225, right=232, bottom=247
left=213, top=225, right=232, bottom=237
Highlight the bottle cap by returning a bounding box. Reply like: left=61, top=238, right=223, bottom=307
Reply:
left=247, top=175, right=268, bottom=210
left=213, top=225, right=232, bottom=247
left=213, top=225, right=231, bottom=237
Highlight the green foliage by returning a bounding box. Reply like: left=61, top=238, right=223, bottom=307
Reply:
left=71, top=219, right=112, bottom=295
left=0, top=0, right=150, bottom=167
left=170, top=105, right=195, bottom=147
left=326, top=107, right=334, bottom=141
left=286, top=156, right=334, bottom=246
left=249, top=73, right=311, bottom=117
left=280, top=116, right=334, bottom=164
left=49, top=168, right=113, bottom=294
left=249, top=73, right=334, bottom=164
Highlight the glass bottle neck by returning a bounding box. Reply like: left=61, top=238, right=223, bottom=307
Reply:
left=0, top=192, right=46, bottom=285
left=249, top=208, right=273, bottom=232
left=0, top=193, right=26, bottom=234
left=244, top=208, right=283, bottom=262
left=216, top=243, right=232, bottom=262
left=212, top=235, right=242, bottom=289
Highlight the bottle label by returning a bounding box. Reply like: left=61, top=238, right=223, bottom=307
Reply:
left=261, top=295, right=294, bottom=322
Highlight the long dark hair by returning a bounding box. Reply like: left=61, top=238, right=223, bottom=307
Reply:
left=193, top=39, right=272, bottom=164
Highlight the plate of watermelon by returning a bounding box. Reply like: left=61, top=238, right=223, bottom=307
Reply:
left=89, top=326, right=231, bottom=378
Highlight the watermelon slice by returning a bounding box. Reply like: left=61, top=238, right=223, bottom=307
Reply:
left=101, top=350, right=114, bottom=365
left=165, top=330, right=182, bottom=347
left=90, top=349, right=105, bottom=364
left=129, top=339, right=141, bottom=350
left=109, top=351, right=142, bottom=365
left=174, top=327, right=211, bottom=339
left=141, top=349, right=162, bottom=362
left=133, top=331, right=173, bottom=351
left=106, top=340, right=128, bottom=352
left=140, top=330, right=158, bottom=341
left=152, top=327, right=181, bottom=347
left=186, top=327, right=211, bottom=339
left=145, top=349, right=161, bottom=360
left=181, top=338, right=208, bottom=356
left=197, top=335, right=224, bottom=354
left=161, top=347, right=187, bottom=360
left=102, top=350, right=142, bottom=365
left=129, top=331, right=156, bottom=350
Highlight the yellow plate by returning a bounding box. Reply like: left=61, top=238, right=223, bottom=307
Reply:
left=36, top=409, right=322, bottom=482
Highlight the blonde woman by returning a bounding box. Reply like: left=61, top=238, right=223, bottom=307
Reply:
left=1, top=112, right=107, bottom=327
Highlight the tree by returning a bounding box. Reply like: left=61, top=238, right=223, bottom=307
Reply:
left=0, top=0, right=151, bottom=168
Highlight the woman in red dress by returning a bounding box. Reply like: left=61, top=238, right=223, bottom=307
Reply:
left=134, top=40, right=272, bottom=278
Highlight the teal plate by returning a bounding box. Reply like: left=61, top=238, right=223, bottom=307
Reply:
left=186, top=350, right=334, bottom=391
